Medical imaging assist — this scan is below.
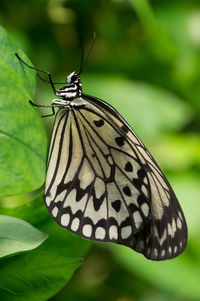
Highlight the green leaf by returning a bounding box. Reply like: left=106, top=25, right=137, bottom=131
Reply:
left=0, top=215, right=48, bottom=258
left=0, top=25, right=48, bottom=197
left=0, top=251, right=82, bottom=301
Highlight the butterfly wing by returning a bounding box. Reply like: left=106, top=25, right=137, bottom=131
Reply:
left=45, top=94, right=187, bottom=260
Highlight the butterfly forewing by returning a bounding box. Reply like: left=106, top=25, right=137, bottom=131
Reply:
left=44, top=95, right=187, bottom=260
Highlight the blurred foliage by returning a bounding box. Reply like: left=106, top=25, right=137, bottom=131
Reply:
left=0, top=0, right=200, bottom=300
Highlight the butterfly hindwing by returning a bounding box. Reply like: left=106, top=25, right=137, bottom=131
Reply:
left=45, top=95, right=187, bottom=260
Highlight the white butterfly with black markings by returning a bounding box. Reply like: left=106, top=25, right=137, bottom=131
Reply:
left=15, top=41, right=187, bottom=261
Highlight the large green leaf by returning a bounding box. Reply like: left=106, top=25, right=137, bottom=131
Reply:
left=0, top=215, right=48, bottom=258
left=0, top=251, right=82, bottom=301
left=0, top=25, right=48, bottom=197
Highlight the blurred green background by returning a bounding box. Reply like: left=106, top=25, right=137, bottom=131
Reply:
left=0, top=0, right=200, bottom=300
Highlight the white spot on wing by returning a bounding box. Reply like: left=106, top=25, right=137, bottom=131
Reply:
left=177, top=217, right=182, bottom=229
left=161, top=249, right=166, bottom=257
left=52, top=207, right=58, bottom=217
left=95, top=227, right=106, bottom=240
left=61, top=213, right=70, bottom=226
left=168, top=223, right=173, bottom=237
left=46, top=196, right=51, bottom=207
left=141, top=185, right=148, bottom=197
left=109, top=225, right=118, bottom=240
left=160, top=229, right=167, bottom=245
left=178, top=211, right=183, bottom=221
left=172, top=218, right=176, bottom=237
left=133, top=211, right=143, bottom=229
left=121, top=226, right=132, bottom=239
left=71, top=217, right=80, bottom=231
left=141, top=203, right=149, bottom=217
left=83, top=224, right=92, bottom=237
left=154, top=248, right=158, bottom=258
left=147, top=247, right=151, bottom=256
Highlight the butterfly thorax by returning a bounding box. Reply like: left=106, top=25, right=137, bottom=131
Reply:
left=55, top=71, right=82, bottom=101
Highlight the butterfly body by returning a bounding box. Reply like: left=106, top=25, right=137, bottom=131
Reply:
left=44, top=72, right=187, bottom=261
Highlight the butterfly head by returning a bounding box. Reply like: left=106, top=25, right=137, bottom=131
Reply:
left=56, top=71, right=82, bottom=100
left=67, top=71, right=80, bottom=84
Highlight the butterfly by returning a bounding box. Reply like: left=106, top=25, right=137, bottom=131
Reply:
left=15, top=44, right=187, bottom=261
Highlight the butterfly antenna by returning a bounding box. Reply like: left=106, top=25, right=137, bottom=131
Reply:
left=78, top=32, right=96, bottom=75
left=79, top=47, right=85, bottom=75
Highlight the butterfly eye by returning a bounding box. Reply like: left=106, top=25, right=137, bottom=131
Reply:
left=71, top=75, right=78, bottom=82
left=66, top=72, right=80, bottom=84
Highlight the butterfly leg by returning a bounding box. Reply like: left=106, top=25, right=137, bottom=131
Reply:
left=29, top=100, right=55, bottom=117
left=15, top=53, right=57, bottom=95
left=42, top=107, right=55, bottom=118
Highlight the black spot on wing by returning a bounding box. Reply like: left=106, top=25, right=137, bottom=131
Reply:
left=93, top=119, right=104, bottom=127
left=121, top=125, right=129, bottom=134
left=111, top=199, right=121, bottom=213
left=115, top=136, right=124, bottom=146
left=123, top=185, right=131, bottom=196
left=125, top=161, right=133, bottom=172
